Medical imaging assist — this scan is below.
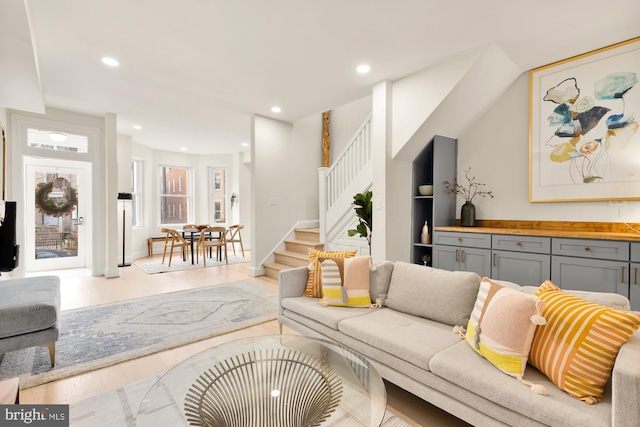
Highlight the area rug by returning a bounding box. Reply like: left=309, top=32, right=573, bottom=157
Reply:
left=69, top=375, right=411, bottom=427
left=0, top=280, right=277, bottom=389
left=135, top=254, right=249, bottom=274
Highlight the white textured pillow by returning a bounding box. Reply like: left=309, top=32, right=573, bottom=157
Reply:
left=369, top=261, right=394, bottom=305
left=384, top=262, right=481, bottom=326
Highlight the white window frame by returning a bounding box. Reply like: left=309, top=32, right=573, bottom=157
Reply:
left=208, top=166, right=227, bottom=224
left=159, top=165, right=193, bottom=226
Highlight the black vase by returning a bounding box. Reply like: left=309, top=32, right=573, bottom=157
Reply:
left=460, top=202, right=476, bottom=227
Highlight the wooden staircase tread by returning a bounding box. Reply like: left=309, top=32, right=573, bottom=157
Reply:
left=295, top=227, right=320, bottom=232
left=263, top=262, right=301, bottom=270
left=275, top=250, right=309, bottom=259
left=285, top=238, right=323, bottom=246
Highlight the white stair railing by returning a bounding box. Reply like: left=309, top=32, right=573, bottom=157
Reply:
left=319, top=115, right=372, bottom=247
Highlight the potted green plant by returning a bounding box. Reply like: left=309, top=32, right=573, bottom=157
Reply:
left=347, top=190, right=372, bottom=253
left=444, top=168, right=493, bottom=227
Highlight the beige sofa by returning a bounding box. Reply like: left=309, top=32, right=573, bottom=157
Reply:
left=278, top=261, right=640, bottom=427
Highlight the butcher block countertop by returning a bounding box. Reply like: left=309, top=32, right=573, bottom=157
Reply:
left=434, top=220, right=640, bottom=242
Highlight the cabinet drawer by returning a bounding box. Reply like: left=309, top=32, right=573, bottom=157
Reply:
left=432, top=231, right=491, bottom=249
left=631, top=243, right=640, bottom=262
left=492, top=235, right=550, bottom=254
left=551, top=238, right=629, bottom=261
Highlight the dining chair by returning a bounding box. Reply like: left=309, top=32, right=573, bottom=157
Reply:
left=162, top=229, right=191, bottom=267
left=182, top=224, right=198, bottom=242
left=196, top=226, right=227, bottom=266
left=226, top=224, right=245, bottom=257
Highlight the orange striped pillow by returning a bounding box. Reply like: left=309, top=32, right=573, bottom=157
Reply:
left=529, top=280, right=640, bottom=404
left=303, top=249, right=357, bottom=298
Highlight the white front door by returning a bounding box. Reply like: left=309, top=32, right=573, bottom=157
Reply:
left=25, top=160, right=90, bottom=271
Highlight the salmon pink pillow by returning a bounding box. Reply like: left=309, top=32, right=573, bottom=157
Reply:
left=464, top=277, right=546, bottom=380
left=319, top=256, right=372, bottom=307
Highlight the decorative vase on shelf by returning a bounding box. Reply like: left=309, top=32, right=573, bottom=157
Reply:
left=460, top=202, right=476, bottom=227
left=421, top=220, right=430, bottom=244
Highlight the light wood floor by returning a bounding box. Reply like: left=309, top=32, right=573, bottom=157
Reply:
left=19, top=253, right=469, bottom=427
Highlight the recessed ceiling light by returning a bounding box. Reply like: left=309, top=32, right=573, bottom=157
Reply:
left=180, top=147, right=187, bottom=151
left=133, top=125, right=142, bottom=130
left=101, top=57, right=120, bottom=67
left=48, top=132, right=68, bottom=142
left=271, top=106, right=282, bottom=113
left=241, top=142, right=249, bottom=147
left=356, top=64, right=371, bottom=74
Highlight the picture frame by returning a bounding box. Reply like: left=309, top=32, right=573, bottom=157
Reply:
left=529, top=37, right=640, bottom=202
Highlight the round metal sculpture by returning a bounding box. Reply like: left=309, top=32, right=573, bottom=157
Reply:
left=184, top=348, right=343, bottom=427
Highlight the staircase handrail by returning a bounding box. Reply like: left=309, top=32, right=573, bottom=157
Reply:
left=319, top=114, right=373, bottom=245
left=324, top=114, right=372, bottom=177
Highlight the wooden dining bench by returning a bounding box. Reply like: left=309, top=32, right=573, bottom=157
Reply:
left=147, top=236, right=167, bottom=258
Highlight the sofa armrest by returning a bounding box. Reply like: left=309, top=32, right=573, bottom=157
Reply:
left=277, top=267, right=309, bottom=316
left=612, top=331, right=640, bottom=427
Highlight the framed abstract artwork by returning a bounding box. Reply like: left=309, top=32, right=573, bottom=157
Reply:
left=529, top=37, right=640, bottom=202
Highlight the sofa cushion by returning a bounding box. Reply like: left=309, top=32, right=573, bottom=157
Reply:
left=370, top=261, right=394, bottom=304
left=430, top=341, right=611, bottom=427
left=384, top=262, right=481, bottom=326
left=338, top=309, right=460, bottom=371
left=0, top=276, right=61, bottom=339
left=304, top=249, right=357, bottom=298
left=320, top=256, right=372, bottom=307
left=529, top=280, right=640, bottom=404
left=464, top=277, right=546, bottom=380
left=281, top=297, right=373, bottom=330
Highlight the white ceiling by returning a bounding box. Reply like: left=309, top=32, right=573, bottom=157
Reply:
left=3, top=0, right=639, bottom=154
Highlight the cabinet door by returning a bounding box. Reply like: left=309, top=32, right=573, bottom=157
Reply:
left=631, top=243, right=640, bottom=262
left=492, top=251, right=550, bottom=287
left=551, top=256, right=629, bottom=298
left=631, top=262, right=640, bottom=311
left=460, top=247, right=491, bottom=277
left=433, top=245, right=459, bottom=271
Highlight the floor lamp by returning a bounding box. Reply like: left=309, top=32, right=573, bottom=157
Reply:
left=117, top=192, right=132, bottom=267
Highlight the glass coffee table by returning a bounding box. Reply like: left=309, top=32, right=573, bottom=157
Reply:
left=136, top=335, right=386, bottom=426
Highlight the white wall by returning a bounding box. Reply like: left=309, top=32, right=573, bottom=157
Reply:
left=329, top=96, right=372, bottom=158
left=251, top=115, right=321, bottom=274
left=117, top=134, right=133, bottom=193
left=458, top=72, right=640, bottom=222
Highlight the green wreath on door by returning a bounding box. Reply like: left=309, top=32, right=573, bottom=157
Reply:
left=34, top=179, right=78, bottom=218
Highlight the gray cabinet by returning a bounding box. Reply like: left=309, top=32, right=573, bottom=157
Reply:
left=630, top=243, right=640, bottom=311
left=491, top=235, right=550, bottom=286
left=492, top=251, right=550, bottom=287
left=433, top=231, right=491, bottom=277
left=411, top=136, right=457, bottom=266
left=551, top=238, right=630, bottom=300
left=551, top=238, right=629, bottom=261
left=551, top=256, right=629, bottom=297
left=433, top=230, right=640, bottom=307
